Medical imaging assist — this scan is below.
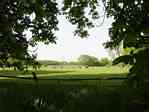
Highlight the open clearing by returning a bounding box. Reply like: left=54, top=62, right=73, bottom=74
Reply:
left=0, top=66, right=129, bottom=87
left=0, top=66, right=129, bottom=79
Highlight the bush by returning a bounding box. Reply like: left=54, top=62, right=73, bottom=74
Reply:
left=100, top=58, right=112, bottom=66
left=78, top=55, right=100, bottom=66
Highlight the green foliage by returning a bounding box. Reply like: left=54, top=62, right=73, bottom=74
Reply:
left=103, top=0, right=149, bottom=87
left=0, top=86, right=127, bottom=112
left=122, top=47, right=137, bottom=55
left=78, top=55, right=100, bottom=66
left=62, top=0, right=99, bottom=37
left=100, top=58, right=112, bottom=66
left=104, top=0, right=149, bottom=49
left=68, top=61, right=80, bottom=65
left=0, top=83, right=148, bottom=112
left=113, top=55, right=133, bottom=65
left=0, top=0, right=100, bottom=70
left=0, top=0, right=59, bottom=70
left=1, top=0, right=149, bottom=88
left=38, top=60, right=66, bottom=66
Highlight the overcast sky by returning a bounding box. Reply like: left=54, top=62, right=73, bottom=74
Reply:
left=26, top=1, right=113, bottom=61
left=34, top=15, right=113, bottom=61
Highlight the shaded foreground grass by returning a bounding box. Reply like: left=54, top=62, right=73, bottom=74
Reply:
left=0, top=78, right=147, bottom=112
left=0, top=66, right=147, bottom=112
left=0, top=66, right=129, bottom=88
left=0, top=66, right=128, bottom=78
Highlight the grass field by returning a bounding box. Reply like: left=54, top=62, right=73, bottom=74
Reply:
left=0, top=66, right=129, bottom=79
left=0, top=66, right=129, bottom=87
left=0, top=65, right=131, bottom=112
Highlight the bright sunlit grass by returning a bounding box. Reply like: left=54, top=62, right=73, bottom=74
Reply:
left=0, top=66, right=129, bottom=87
left=0, top=66, right=129, bottom=79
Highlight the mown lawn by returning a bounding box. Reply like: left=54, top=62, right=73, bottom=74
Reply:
left=0, top=66, right=129, bottom=79
left=0, top=66, right=143, bottom=112
left=0, top=66, right=129, bottom=87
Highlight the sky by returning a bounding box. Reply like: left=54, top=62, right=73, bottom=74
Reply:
left=34, top=16, right=113, bottom=61
left=26, top=1, right=113, bottom=62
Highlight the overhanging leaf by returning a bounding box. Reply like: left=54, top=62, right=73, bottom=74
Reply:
left=112, top=55, right=133, bottom=65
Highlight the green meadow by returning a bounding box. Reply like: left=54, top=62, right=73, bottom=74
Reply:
left=0, top=66, right=128, bottom=78
left=0, top=66, right=129, bottom=87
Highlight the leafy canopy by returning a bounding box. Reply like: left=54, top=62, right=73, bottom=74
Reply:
left=0, top=0, right=99, bottom=69
left=78, top=55, right=100, bottom=66
left=100, top=58, right=111, bottom=66
left=104, top=0, right=149, bottom=87
left=1, top=0, right=149, bottom=87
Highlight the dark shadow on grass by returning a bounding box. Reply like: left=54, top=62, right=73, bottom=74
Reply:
left=38, top=73, right=127, bottom=80
left=0, top=75, right=32, bottom=80
left=7, top=73, right=127, bottom=81
left=0, top=73, right=128, bottom=89
left=0, top=73, right=127, bottom=79
left=0, top=70, right=75, bottom=77
left=32, top=70, right=75, bottom=74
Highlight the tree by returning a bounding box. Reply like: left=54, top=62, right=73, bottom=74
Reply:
left=0, top=0, right=59, bottom=69
left=1, top=0, right=149, bottom=87
left=78, top=55, right=100, bottom=67
left=0, top=0, right=99, bottom=70
left=103, top=0, right=149, bottom=87
left=100, top=58, right=111, bottom=66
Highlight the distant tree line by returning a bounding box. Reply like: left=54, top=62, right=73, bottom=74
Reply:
left=38, top=60, right=67, bottom=66
left=38, top=55, right=112, bottom=67
left=0, top=55, right=112, bottom=69
left=78, top=55, right=111, bottom=67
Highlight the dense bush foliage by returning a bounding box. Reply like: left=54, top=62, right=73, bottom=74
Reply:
left=0, top=0, right=99, bottom=69
left=100, top=58, right=112, bottom=66
left=103, top=0, right=149, bottom=87
left=0, top=83, right=148, bottom=112
left=78, top=55, right=100, bottom=67
left=37, top=57, right=112, bottom=67
left=0, top=0, right=149, bottom=89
